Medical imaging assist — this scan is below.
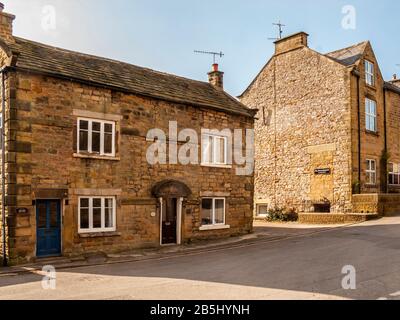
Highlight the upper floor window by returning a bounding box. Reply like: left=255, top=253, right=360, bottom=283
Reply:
left=365, top=60, right=375, bottom=86
left=365, top=99, right=377, bottom=132
left=388, top=163, right=400, bottom=185
left=202, top=134, right=228, bottom=166
left=79, top=196, right=116, bottom=233
left=78, top=118, right=116, bottom=157
left=201, top=198, right=226, bottom=226
left=366, top=159, right=377, bottom=185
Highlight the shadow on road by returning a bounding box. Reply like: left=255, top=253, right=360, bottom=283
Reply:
left=1, top=218, right=400, bottom=300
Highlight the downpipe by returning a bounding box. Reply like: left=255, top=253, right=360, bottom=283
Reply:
left=1, top=67, right=7, bottom=267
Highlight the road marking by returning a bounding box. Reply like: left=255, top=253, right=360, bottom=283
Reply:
left=389, top=291, right=400, bottom=297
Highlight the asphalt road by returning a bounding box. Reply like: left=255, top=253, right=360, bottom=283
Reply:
left=1, top=217, right=400, bottom=300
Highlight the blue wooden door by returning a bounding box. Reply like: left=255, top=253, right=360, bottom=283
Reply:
left=36, top=200, right=61, bottom=257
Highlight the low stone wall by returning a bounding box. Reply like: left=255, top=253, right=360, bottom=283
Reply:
left=352, top=194, right=400, bottom=216
left=298, top=213, right=378, bottom=224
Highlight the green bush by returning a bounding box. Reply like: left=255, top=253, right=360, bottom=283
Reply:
left=266, top=207, right=298, bottom=222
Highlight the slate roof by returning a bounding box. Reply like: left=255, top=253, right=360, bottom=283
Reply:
left=6, top=37, right=255, bottom=118
left=325, top=41, right=368, bottom=66
left=384, top=81, right=400, bottom=94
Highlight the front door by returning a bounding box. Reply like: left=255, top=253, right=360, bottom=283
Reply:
left=162, top=198, right=177, bottom=244
left=36, top=200, right=61, bottom=257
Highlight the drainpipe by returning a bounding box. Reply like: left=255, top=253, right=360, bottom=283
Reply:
left=383, top=87, right=388, bottom=193
left=1, top=67, right=7, bottom=266
left=353, top=69, right=362, bottom=194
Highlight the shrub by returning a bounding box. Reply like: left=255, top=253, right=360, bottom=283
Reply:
left=266, top=207, right=298, bottom=222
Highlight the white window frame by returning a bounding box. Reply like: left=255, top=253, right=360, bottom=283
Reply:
left=78, top=196, right=117, bottom=233
left=366, top=159, right=377, bottom=185
left=201, top=198, right=226, bottom=226
left=365, top=60, right=375, bottom=86
left=202, top=134, right=228, bottom=166
left=77, top=118, right=116, bottom=157
left=256, top=204, right=269, bottom=217
left=365, top=99, right=377, bottom=132
left=388, top=163, right=400, bottom=186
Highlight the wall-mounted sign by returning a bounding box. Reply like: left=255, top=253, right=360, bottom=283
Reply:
left=16, top=208, right=29, bottom=215
left=314, top=168, right=331, bottom=175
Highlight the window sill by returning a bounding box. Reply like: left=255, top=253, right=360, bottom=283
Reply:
left=365, top=130, right=379, bottom=137
left=73, top=153, right=120, bottom=161
left=201, top=163, right=232, bottom=169
left=199, top=224, right=230, bottom=231
left=364, top=184, right=378, bottom=189
left=79, top=231, right=121, bottom=238
left=365, top=84, right=377, bottom=91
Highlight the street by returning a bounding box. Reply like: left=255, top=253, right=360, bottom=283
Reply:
left=1, top=217, right=400, bottom=300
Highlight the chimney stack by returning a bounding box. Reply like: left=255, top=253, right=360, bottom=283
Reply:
left=391, top=74, right=400, bottom=88
left=208, top=63, right=224, bottom=90
left=0, top=3, right=15, bottom=43
left=274, top=32, right=309, bottom=55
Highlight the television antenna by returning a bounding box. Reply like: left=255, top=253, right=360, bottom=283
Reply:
left=268, top=21, right=286, bottom=41
left=194, top=50, right=224, bottom=64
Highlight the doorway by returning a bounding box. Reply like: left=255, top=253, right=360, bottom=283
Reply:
left=152, top=180, right=191, bottom=246
left=162, top=198, right=178, bottom=245
left=36, top=199, right=62, bottom=257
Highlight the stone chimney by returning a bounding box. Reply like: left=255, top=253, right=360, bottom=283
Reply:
left=390, top=74, right=400, bottom=88
left=0, top=3, right=15, bottom=43
left=274, top=32, right=309, bottom=55
left=208, top=63, right=224, bottom=90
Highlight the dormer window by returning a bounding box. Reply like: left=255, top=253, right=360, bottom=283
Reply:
left=365, top=60, right=375, bottom=86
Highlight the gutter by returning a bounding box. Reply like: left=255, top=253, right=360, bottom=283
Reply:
left=1, top=65, right=7, bottom=267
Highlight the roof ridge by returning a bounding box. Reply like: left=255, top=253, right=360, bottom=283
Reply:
left=13, top=36, right=213, bottom=87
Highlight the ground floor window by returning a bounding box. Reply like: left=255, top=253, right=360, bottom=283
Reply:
left=256, top=204, right=268, bottom=216
left=201, top=198, right=225, bottom=226
left=366, top=159, right=377, bottom=185
left=389, top=163, right=400, bottom=185
left=79, top=197, right=116, bottom=233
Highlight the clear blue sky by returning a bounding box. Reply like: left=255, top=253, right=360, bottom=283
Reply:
left=6, top=0, right=400, bottom=96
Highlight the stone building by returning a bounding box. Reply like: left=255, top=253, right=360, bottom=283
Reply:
left=0, top=5, right=255, bottom=265
left=240, top=32, right=400, bottom=220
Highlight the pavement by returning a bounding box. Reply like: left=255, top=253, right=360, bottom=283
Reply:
left=1, top=217, right=400, bottom=300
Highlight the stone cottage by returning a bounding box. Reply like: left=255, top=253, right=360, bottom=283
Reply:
left=240, top=32, right=400, bottom=221
left=0, top=5, right=255, bottom=265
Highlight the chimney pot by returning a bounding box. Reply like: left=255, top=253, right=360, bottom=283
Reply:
left=393, top=74, right=397, bottom=80
left=0, top=3, right=4, bottom=12
left=212, top=63, right=219, bottom=72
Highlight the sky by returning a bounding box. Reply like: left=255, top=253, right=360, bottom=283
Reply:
left=5, top=0, right=400, bottom=96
